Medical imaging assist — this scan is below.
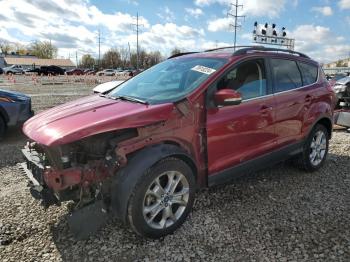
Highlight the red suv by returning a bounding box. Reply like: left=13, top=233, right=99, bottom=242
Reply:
left=21, top=47, right=335, bottom=239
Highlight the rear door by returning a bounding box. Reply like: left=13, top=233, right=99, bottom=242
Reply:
left=206, top=58, right=277, bottom=174
left=270, top=58, right=311, bottom=147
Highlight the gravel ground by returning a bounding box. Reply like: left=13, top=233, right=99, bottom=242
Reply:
left=0, top=79, right=349, bottom=261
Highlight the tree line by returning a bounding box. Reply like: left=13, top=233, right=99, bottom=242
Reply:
left=0, top=39, right=184, bottom=69
left=80, top=48, right=164, bottom=69
left=0, top=40, right=58, bottom=59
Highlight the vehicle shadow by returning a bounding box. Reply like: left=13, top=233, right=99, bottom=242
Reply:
left=50, top=152, right=350, bottom=261
left=0, top=127, right=27, bottom=168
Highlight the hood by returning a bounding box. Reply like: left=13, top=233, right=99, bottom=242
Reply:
left=93, top=80, right=124, bottom=94
left=23, top=94, right=174, bottom=146
left=0, top=89, right=30, bottom=101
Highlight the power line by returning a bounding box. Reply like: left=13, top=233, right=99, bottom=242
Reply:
left=227, top=0, right=245, bottom=51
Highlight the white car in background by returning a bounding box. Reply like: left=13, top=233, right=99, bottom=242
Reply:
left=97, top=69, right=116, bottom=76
left=93, top=80, right=124, bottom=94
left=2, top=65, right=24, bottom=75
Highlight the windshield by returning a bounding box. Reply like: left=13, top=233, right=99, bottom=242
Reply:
left=108, top=57, right=228, bottom=104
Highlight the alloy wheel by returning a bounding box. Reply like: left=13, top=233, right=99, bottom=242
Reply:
left=143, top=171, right=190, bottom=229
left=309, top=130, right=327, bottom=166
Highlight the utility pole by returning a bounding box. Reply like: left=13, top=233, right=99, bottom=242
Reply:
left=136, top=13, right=139, bottom=70
left=227, top=0, right=245, bottom=51
left=75, top=51, right=78, bottom=68
left=128, top=42, right=131, bottom=67
left=132, top=12, right=143, bottom=70
left=98, top=29, right=101, bottom=69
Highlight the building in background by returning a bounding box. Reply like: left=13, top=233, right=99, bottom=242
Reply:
left=324, top=58, right=350, bottom=68
left=0, top=54, right=75, bottom=70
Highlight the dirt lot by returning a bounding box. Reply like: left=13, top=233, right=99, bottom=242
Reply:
left=0, top=76, right=349, bottom=261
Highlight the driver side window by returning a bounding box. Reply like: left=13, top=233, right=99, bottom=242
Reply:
left=217, top=59, right=267, bottom=100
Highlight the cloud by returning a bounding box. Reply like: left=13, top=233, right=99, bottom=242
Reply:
left=196, top=0, right=286, bottom=18
left=0, top=0, right=209, bottom=58
left=291, top=24, right=350, bottom=62
left=312, top=6, right=333, bottom=16
left=185, top=8, right=204, bottom=18
left=339, top=0, right=350, bottom=9
left=207, top=18, right=231, bottom=32
left=157, top=6, right=175, bottom=22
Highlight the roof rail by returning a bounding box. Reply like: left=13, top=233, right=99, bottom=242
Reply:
left=204, top=45, right=264, bottom=52
left=233, top=46, right=310, bottom=58
left=167, top=52, right=199, bottom=59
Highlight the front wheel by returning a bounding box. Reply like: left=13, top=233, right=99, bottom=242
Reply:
left=296, top=124, right=329, bottom=172
left=127, top=158, right=195, bottom=238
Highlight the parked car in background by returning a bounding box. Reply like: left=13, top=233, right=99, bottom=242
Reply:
left=0, top=89, right=33, bottom=139
left=328, top=73, right=347, bottom=87
left=66, top=68, right=84, bottom=75
left=40, top=65, right=65, bottom=76
left=2, top=65, right=24, bottom=75
left=97, top=69, right=116, bottom=76
left=84, top=69, right=96, bottom=75
left=92, top=80, right=125, bottom=93
left=21, top=46, right=335, bottom=239
left=333, top=76, right=350, bottom=108
left=0, top=68, right=3, bottom=75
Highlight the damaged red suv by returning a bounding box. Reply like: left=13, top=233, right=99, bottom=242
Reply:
left=21, top=47, right=335, bottom=239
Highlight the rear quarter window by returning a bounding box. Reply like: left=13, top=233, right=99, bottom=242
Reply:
left=298, top=62, right=318, bottom=85
left=271, top=59, right=303, bottom=93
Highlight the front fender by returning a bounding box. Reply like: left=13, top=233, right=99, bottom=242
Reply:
left=110, top=144, right=196, bottom=223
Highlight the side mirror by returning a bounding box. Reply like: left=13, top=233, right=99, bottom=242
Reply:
left=214, top=89, right=242, bottom=106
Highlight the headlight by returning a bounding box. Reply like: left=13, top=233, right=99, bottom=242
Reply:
left=333, top=84, right=346, bottom=93
left=0, top=96, right=14, bottom=103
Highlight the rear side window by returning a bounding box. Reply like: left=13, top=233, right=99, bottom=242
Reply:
left=271, top=59, right=303, bottom=93
left=299, top=62, right=318, bottom=85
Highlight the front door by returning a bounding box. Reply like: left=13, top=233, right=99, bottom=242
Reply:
left=206, top=58, right=277, bottom=175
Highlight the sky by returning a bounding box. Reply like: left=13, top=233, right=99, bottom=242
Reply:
left=0, top=0, right=350, bottom=63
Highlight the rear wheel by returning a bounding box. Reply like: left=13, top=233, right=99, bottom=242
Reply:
left=127, top=158, right=195, bottom=238
left=296, top=124, right=329, bottom=172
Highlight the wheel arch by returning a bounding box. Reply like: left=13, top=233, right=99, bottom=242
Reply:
left=110, top=143, right=197, bottom=223
left=0, top=105, right=9, bottom=124
left=314, top=117, right=333, bottom=139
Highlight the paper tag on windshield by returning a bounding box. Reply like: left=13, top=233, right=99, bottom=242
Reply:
left=191, top=65, right=216, bottom=75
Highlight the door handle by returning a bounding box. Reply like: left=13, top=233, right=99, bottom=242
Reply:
left=305, top=95, right=312, bottom=103
left=260, top=105, right=272, bottom=116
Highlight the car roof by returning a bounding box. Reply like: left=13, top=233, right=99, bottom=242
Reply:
left=169, top=46, right=318, bottom=66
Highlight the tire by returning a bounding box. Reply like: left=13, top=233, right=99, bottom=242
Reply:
left=0, top=116, right=6, bottom=140
left=296, top=124, right=329, bottom=172
left=127, top=157, right=195, bottom=238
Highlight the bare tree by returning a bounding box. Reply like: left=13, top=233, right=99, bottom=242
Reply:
left=102, top=48, right=121, bottom=68
left=80, top=54, right=95, bottom=68
left=119, top=47, right=129, bottom=68
left=170, top=47, right=182, bottom=56
left=0, top=40, right=12, bottom=54
left=29, top=41, right=58, bottom=59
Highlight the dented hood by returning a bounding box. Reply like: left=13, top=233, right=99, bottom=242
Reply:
left=23, top=94, right=174, bottom=146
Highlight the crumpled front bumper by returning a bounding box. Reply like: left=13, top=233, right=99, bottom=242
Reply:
left=20, top=146, right=59, bottom=208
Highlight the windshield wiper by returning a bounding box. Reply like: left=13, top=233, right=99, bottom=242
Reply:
left=117, top=95, right=148, bottom=104
left=100, top=93, right=148, bottom=105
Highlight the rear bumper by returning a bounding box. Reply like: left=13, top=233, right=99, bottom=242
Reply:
left=20, top=147, right=59, bottom=207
